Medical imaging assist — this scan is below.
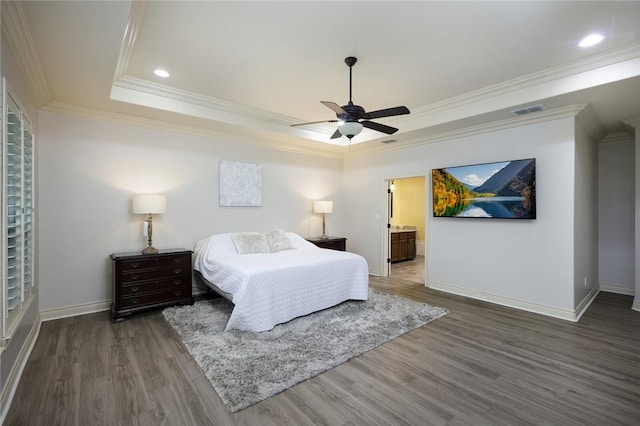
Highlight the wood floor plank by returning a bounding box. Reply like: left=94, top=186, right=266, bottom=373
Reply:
left=5, top=277, right=640, bottom=425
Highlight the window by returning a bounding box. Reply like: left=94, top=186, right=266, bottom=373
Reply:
left=2, top=79, right=35, bottom=347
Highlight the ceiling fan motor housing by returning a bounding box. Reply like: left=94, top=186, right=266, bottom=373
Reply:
left=338, top=104, right=365, bottom=121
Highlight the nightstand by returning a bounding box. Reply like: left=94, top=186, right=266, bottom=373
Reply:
left=110, top=249, right=194, bottom=322
left=306, top=236, right=347, bottom=251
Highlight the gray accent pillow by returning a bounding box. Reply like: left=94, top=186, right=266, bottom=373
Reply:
left=264, top=229, right=293, bottom=253
left=231, top=232, right=270, bottom=254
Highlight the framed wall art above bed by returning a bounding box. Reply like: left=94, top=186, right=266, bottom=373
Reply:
left=219, top=160, right=262, bottom=207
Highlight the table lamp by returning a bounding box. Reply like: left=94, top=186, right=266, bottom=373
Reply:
left=132, top=194, right=166, bottom=254
left=313, top=200, right=333, bottom=239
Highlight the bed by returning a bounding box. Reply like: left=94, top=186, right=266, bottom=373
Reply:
left=193, top=231, right=369, bottom=332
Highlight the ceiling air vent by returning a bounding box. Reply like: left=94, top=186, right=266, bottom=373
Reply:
left=512, top=104, right=545, bottom=116
left=381, top=139, right=398, bottom=144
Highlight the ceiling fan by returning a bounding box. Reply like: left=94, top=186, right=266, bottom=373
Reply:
left=291, top=57, right=410, bottom=140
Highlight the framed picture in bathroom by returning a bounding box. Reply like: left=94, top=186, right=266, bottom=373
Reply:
left=432, top=158, right=536, bottom=219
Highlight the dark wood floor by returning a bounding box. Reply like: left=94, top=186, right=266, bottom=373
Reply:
left=6, top=277, right=640, bottom=425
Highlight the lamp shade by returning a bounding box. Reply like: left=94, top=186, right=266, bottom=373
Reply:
left=132, top=194, right=166, bottom=214
left=338, top=121, right=363, bottom=138
left=313, top=200, right=333, bottom=214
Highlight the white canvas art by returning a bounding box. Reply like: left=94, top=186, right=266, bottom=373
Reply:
left=219, top=160, right=262, bottom=207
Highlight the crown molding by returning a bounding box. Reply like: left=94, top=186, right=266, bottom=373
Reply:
left=112, top=0, right=147, bottom=81
left=345, top=105, right=586, bottom=158
left=43, top=101, right=344, bottom=160
left=114, top=75, right=299, bottom=125
left=622, top=115, right=640, bottom=136
left=111, top=41, right=640, bottom=148
left=575, top=104, right=607, bottom=142
left=111, top=75, right=343, bottom=146
left=1, top=0, right=52, bottom=107
left=600, top=132, right=634, bottom=144
left=623, top=115, right=640, bottom=129
left=410, top=43, right=640, bottom=122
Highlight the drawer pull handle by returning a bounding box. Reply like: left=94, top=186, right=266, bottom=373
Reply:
left=173, top=258, right=183, bottom=264
left=174, top=290, right=182, bottom=296
left=131, top=274, right=140, bottom=280
left=173, top=268, right=182, bottom=274
left=174, top=280, right=182, bottom=286
left=131, top=298, right=139, bottom=305
left=131, top=286, right=139, bottom=292
left=130, top=262, right=139, bottom=268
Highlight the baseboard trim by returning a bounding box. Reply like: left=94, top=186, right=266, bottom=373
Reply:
left=369, top=267, right=382, bottom=277
left=40, top=285, right=206, bottom=321
left=599, top=283, right=635, bottom=296
left=0, top=314, right=41, bottom=424
left=633, top=298, right=640, bottom=312
left=429, top=280, right=584, bottom=321
left=574, top=287, right=600, bottom=322
left=40, top=300, right=110, bottom=322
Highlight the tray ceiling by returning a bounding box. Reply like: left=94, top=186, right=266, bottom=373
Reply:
left=14, top=1, right=640, bottom=153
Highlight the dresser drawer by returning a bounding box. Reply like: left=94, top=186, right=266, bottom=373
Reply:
left=121, top=254, right=189, bottom=272
left=110, top=249, right=194, bottom=321
left=121, top=266, right=188, bottom=283
left=121, top=277, right=189, bottom=296
left=121, top=288, right=191, bottom=309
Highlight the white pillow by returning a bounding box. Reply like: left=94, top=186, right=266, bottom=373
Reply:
left=264, top=229, right=294, bottom=252
left=231, top=232, right=270, bottom=254
left=205, top=233, right=239, bottom=255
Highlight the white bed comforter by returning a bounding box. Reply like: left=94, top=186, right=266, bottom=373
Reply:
left=193, top=232, right=369, bottom=332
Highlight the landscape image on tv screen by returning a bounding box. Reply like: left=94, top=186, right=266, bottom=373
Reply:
left=432, top=158, right=536, bottom=219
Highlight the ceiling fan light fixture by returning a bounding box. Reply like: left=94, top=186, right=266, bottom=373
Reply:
left=338, top=121, right=363, bottom=138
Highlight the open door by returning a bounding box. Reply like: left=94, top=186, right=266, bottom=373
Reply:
left=384, top=176, right=426, bottom=284
left=385, top=179, right=393, bottom=277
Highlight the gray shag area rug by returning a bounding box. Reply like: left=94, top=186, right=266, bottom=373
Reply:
left=162, top=290, right=448, bottom=412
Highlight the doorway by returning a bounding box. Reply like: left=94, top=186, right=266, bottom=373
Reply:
left=385, top=176, right=426, bottom=284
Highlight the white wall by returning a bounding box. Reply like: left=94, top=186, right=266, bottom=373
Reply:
left=36, top=107, right=636, bottom=318
left=573, top=115, right=599, bottom=308
left=38, top=111, right=345, bottom=312
left=598, top=135, right=635, bottom=295
left=344, top=118, right=578, bottom=318
left=636, top=128, right=640, bottom=312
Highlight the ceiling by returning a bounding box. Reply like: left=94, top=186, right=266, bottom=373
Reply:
left=12, top=1, right=640, bottom=154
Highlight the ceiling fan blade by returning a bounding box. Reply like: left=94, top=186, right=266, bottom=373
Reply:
left=361, top=120, right=399, bottom=135
left=321, top=101, right=346, bottom=115
left=363, top=106, right=410, bottom=120
left=330, top=128, right=343, bottom=139
left=291, top=119, right=338, bottom=127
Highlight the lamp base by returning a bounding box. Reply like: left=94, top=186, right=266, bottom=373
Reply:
left=142, top=246, right=159, bottom=255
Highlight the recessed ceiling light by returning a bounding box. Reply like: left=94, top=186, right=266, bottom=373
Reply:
left=579, top=34, right=604, bottom=48
left=153, top=69, right=170, bottom=78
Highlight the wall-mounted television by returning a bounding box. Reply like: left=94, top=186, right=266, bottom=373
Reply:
left=432, top=158, right=536, bottom=219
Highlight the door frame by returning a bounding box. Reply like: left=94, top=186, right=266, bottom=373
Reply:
left=381, top=174, right=429, bottom=285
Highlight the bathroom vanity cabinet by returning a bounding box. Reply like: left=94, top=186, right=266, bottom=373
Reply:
left=390, top=230, right=416, bottom=263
